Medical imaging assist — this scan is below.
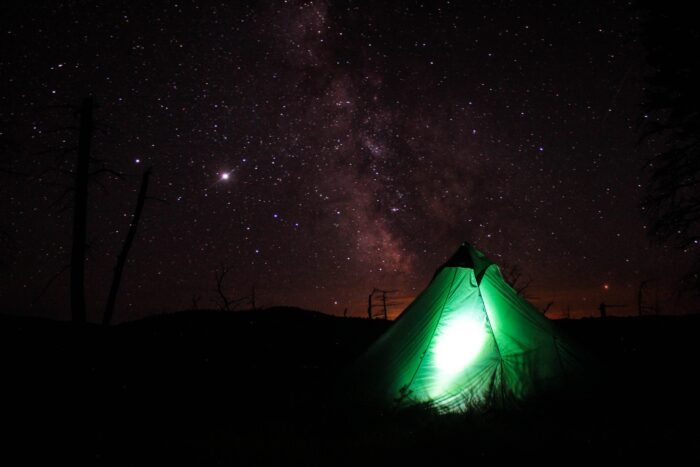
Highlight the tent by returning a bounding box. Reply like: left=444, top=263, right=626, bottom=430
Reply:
left=352, top=242, right=586, bottom=412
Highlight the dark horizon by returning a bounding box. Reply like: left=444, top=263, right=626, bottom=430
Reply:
left=1, top=1, right=698, bottom=322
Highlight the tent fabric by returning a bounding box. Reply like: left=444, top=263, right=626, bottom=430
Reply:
left=352, top=242, right=586, bottom=412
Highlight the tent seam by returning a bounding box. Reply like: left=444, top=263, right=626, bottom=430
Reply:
left=477, top=267, right=508, bottom=403
left=398, top=268, right=459, bottom=405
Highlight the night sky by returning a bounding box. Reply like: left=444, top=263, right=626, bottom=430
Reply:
left=1, top=1, right=694, bottom=321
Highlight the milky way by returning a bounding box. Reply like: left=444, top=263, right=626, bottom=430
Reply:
left=0, top=1, right=695, bottom=321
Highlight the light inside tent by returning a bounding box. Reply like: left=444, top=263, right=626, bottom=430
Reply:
left=432, top=314, right=487, bottom=375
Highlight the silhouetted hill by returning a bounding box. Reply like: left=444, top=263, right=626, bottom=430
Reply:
left=2, top=310, right=700, bottom=465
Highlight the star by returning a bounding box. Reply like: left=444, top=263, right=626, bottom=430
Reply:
left=1, top=0, right=691, bottom=320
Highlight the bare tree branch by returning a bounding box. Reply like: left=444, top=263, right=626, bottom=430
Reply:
left=90, top=167, right=125, bottom=180
left=214, top=265, right=249, bottom=311
left=215, top=264, right=233, bottom=311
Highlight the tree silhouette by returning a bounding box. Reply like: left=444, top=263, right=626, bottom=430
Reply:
left=69, top=97, right=94, bottom=323
left=36, top=97, right=124, bottom=322
left=0, top=122, right=21, bottom=270
left=367, top=288, right=397, bottom=319
left=103, top=167, right=152, bottom=325
left=213, top=265, right=249, bottom=311
left=639, top=3, right=700, bottom=291
left=191, top=293, right=202, bottom=310
left=502, top=263, right=531, bottom=297
left=542, top=301, right=554, bottom=316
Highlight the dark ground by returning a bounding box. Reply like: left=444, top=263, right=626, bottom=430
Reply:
left=2, top=308, right=699, bottom=465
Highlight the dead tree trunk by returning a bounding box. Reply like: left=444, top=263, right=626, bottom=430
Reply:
left=70, top=97, right=93, bottom=323
left=103, top=168, right=151, bottom=325
left=381, top=291, right=388, bottom=320
left=367, top=288, right=396, bottom=320
left=215, top=265, right=233, bottom=311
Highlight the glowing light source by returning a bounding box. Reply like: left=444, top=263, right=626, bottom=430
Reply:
left=603, top=283, right=609, bottom=290
left=433, top=314, right=487, bottom=375
left=221, top=172, right=230, bottom=180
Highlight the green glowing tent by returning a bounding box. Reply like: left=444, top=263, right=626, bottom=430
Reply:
left=353, top=242, right=585, bottom=412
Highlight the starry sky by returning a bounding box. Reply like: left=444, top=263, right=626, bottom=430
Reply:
left=0, top=1, right=695, bottom=321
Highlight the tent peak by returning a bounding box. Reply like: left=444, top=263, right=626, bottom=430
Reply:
left=434, top=242, right=494, bottom=283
